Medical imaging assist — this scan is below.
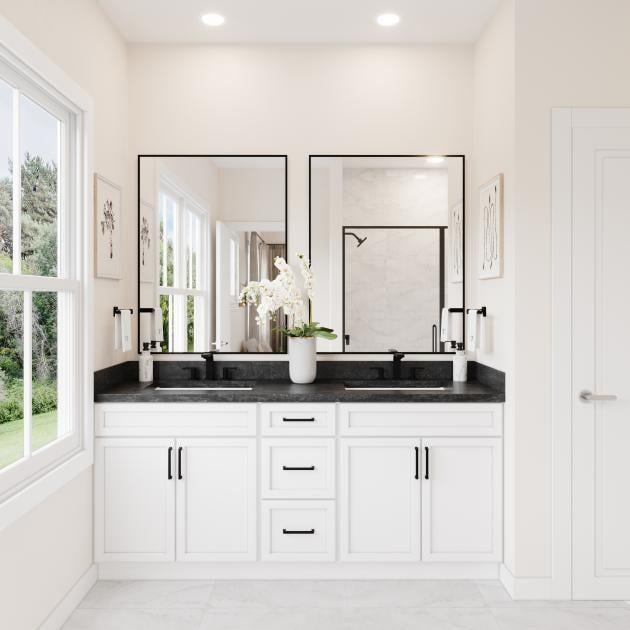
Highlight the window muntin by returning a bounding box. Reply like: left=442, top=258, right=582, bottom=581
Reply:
left=0, top=60, right=81, bottom=495
left=158, top=179, right=208, bottom=353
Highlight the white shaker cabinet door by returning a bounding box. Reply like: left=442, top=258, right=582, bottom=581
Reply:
left=176, top=438, right=256, bottom=561
left=340, top=438, right=421, bottom=562
left=95, top=437, right=176, bottom=562
left=421, top=437, right=502, bottom=562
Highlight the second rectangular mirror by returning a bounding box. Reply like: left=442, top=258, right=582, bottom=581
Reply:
left=138, top=155, right=287, bottom=353
left=309, top=155, right=464, bottom=354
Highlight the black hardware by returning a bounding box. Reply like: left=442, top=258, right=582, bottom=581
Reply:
left=167, top=447, right=173, bottom=480
left=389, top=349, right=405, bottom=380
left=200, top=352, right=217, bottom=380
left=182, top=366, right=201, bottom=380
left=178, top=447, right=183, bottom=480
left=370, top=367, right=385, bottom=380
left=410, top=366, right=426, bottom=380
left=222, top=367, right=238, bottom=381
left=466, top=306, right=487, bottom=317
left=432, top=324, right=438, bottom=353
left=282, top=417, right=315, bottom=422
left=139, top=307, right=155, bottom=314
left=344, top=334, right=350, bottom=346
left=415, top=446, right=419, bottom=480
left=282, top=465, right=315, bottom=471
left=113, top=306, right=133, bottom=316
left=448, top=307, right=464, bottom=313
left=424, top=446, right=430, bottom=480
left=282, top=529, right=315, bottom=535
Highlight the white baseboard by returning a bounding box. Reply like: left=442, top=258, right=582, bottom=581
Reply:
left=98, top=561, right=500, bottom=581
left=39, top=564, right=97, bottom=630
left=499, top=564, right=555, bottom=600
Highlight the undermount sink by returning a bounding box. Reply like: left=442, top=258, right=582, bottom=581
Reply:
left=344, top=380, right=449, bottom=391
left=153, top=380, right=254, bottom=391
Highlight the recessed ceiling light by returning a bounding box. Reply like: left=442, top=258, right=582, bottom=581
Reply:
left=376, top=13, right=401, bottom=27
left=426, top=156, right=445, bottom=164
left=201, top=13, right=225, bottom=27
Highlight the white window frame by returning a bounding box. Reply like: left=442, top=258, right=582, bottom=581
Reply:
left=0, top=16, right=92, bottom=530
left=157, top=172, right=209, bottom=352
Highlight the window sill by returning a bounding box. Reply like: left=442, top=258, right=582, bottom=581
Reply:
left=0, top=448, right=93, bottom=533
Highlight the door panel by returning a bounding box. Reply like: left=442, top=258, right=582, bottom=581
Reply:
left=176, top=438, right=256, bottom=561
left=94, top=438, right=175, bottom=562
left=340, top=438, right=421, bottom=562
left=573, top=126, right=630, bottom=598
left=421, top=438, right=502, bottom=562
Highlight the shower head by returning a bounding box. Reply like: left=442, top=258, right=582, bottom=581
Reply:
left=345, top=231, right=368, bottom=248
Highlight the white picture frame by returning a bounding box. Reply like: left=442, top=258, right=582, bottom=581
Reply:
left=139, top=200, right=155, bottom=283
left=479, top=174, right=503, bottom=279
left=95, top=174, right=122, bottom=279
left=449, top=201, right=464, bottom=283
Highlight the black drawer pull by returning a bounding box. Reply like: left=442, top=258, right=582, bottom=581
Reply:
left=282, top=417, right=315, bottom=422
left=178, top=446, right=183, bottom=480
left=282, top=465, right=315, bottom=471
left=424, top=446, right=430, bottom=480
left=168, top=447, right=173, bottom=480
left=282, top=528, right=315, bottom=535
left=414, top=446, right=419, bottom=480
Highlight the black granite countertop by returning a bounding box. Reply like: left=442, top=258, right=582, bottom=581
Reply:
left=94, top=378, right=504, bottom=404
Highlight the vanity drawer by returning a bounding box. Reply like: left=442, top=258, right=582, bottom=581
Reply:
left=260, top=404, right=335, bottom=436
left=261, top=439, right=335, bottom=499
left=95, top=403, right=257, bottom=437
left=261, top=500, right=336, bottom=562
left=339, top=403, right=503, bottom=437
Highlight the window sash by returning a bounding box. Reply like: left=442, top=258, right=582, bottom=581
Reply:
left=0, top=57, right=82, bottom=500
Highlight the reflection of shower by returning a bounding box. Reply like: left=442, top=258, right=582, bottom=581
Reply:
left=345, top=231, right=368, bottom=247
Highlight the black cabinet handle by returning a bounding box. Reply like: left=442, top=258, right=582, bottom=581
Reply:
left=178, top=447, right=183, bottom=480
left=424, top=446, right=430, bottom=480
left=282, top=465, right=315, bottom=471
left=282, top=528, right=315, bottom=535
left=282, top=417, right=315, bottom=422
left=414, top=446, right=419, bottom=480
left=167, top=447, right=173, bottom=480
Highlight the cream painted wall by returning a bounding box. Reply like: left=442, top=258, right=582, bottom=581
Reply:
left=0, top=1, right=128, bottom=627
left=128, top=44, right=474, bottom=264
left=471, top=0, right=516, bottom=571
left=511, top=0, right=630, bottom=579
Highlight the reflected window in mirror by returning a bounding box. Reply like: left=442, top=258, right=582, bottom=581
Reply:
left=309, top=155, right=464, bottom=354
left=138, top=155, right=287, bottom=354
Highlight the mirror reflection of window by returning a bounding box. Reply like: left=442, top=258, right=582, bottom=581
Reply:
left=139, top=156, right=287, bottom=353
left=310, top=156, right=464, bottom=354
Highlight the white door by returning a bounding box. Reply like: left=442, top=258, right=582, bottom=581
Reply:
left=94, top=438, right=175, bottom=562
left=421, top=438, right=502, bottom=562
left=340, top=438, right=421, bottom=561
left=176, top=438, right=256, bottom=561
left=572, top=114, right=630, bottom=599
left=216, top=221, right=240, bottom=351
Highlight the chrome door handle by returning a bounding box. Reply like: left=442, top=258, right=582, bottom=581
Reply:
left=579, top=390, right=617, bottom=402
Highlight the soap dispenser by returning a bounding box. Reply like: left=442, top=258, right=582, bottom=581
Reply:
left=139, top=342, right=154, bottom=383
left=453, top=342, right=468, bottom=383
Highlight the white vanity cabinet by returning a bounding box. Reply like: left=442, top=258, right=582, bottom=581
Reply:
left=94, top=400, right=503, bottom=576
left=340, top=438, right=421, bottom=562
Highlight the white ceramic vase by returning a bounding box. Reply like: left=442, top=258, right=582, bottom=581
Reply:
left=288, top=336, right=317, bottom=384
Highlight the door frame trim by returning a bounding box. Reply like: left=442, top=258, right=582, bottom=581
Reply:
left=551, top=107, right=630, bottom=599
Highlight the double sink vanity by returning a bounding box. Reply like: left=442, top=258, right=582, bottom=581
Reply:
left=93, top=359, right=504, bottom=579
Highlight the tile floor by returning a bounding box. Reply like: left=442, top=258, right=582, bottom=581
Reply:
left=62, top=580, right=630, bottom=629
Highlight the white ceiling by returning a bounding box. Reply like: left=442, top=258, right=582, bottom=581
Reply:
left=97, top=0, right=500, bottom=44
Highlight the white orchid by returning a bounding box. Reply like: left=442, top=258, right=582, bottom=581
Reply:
left=239, top=253, right=335, bottom=340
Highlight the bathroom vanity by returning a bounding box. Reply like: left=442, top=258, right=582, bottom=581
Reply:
left=93, top=373, right=504, bottom=580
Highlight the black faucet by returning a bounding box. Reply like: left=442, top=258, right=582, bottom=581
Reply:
left=388, top=348, right=405, bottom=380
left=200, top=351, right=217, bottom=380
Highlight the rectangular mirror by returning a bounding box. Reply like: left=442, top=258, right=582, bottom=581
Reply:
left=138, top=155, right=287, bottom=353
left=309, top=155, right=464, bottom=354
